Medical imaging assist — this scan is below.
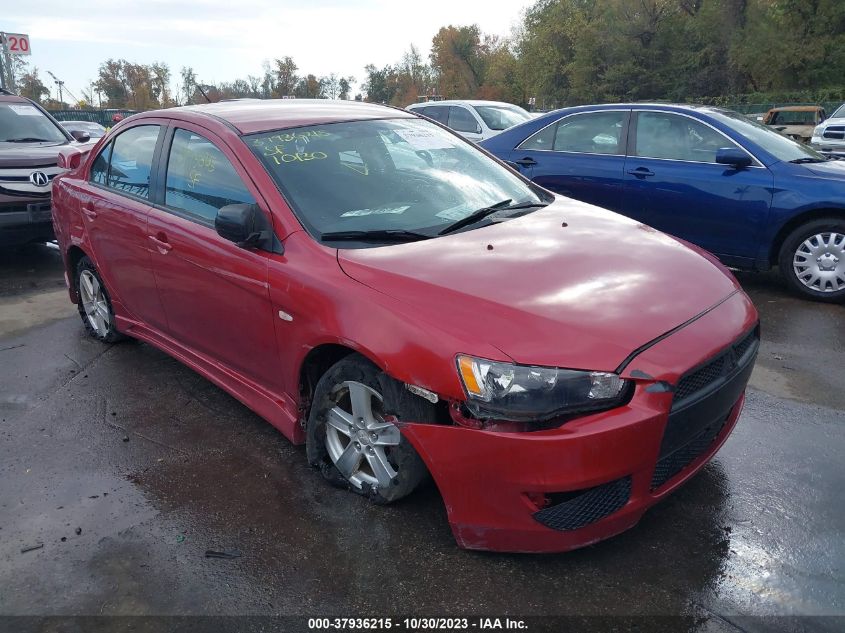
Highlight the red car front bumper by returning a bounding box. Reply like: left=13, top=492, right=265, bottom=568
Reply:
left=401, top=291, right=758, bottom=553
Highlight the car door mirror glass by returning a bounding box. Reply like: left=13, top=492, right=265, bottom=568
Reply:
left=715, top=147, right=752, bottom=168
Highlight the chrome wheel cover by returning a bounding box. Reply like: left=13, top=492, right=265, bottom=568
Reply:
left=325, top=381, right=400, bottom=492
left=79, top=270, right=111, bottom=336
left=793, top=232, right=845, bottom=293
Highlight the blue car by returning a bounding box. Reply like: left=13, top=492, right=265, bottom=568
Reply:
left=481, top=104, right=845, bottom=302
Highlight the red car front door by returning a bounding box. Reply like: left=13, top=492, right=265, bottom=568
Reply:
left=145, top=122, right=283, bottom=395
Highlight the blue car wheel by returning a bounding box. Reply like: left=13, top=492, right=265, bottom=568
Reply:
left=779, top=217, right=845, bottom=302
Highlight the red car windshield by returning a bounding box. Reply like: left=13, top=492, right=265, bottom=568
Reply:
left=247, top=118, right=544, bottom=243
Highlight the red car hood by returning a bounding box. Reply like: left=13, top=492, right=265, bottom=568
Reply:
left=338, top=198, right=740, bottom=371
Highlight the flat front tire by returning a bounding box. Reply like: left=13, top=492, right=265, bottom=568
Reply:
left=778, top=218, right=845, bottom=302
left=306, top=354, right=432, bottom=504
left=75, top=256, right=125, bottom=343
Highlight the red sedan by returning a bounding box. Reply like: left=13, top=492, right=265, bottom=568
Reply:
left=51, top=100, right=759, bottom=553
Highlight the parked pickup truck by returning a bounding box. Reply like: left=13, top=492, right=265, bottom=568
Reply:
left=763, top=105, right=826, bottom=143
left=0, top=89, right=94, bottom=248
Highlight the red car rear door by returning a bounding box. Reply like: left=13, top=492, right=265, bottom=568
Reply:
left=79, top=122, right=169, bottom=330
left=145, top=122, right=282, bottom=394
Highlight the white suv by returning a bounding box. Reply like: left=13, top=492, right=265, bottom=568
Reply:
left=406, top=100, right=532, bottom=142
left=811, top=103, right=845, bottom=157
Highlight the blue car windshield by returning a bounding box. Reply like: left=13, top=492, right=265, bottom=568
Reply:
left=712, top=109, right=825, bottom=163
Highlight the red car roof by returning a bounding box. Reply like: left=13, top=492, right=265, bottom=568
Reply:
left=151, top=99, right=416, bottom=135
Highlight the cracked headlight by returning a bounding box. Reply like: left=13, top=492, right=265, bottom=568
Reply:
left=456, top=355, right=631, bottom=422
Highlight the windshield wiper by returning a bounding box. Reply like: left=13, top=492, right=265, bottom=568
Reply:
left=790, top=157, right=826, bottom=164
left=438, top=199, right=547, bottom=235
left=320, top=229, right=432, bottom=243
left=3, top=137, right=54, bottom=143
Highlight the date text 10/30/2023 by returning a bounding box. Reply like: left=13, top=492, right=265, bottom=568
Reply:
left=307, top=617, right=528, bottom=630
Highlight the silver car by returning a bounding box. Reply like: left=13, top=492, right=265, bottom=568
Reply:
left=406, top=100, right=532, bottom=143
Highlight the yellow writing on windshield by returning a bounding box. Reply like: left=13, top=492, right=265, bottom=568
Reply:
left=269, top=151, right=328, bottom=165
left=252, top=130, right=332, bottom=167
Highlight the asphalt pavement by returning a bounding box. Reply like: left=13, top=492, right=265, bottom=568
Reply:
left=0, top=243, right=843, bottom=632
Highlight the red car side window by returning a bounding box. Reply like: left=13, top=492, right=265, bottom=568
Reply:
left=89, top=142, right=112, bottom=186
left=100, top=125, right=161, bottom=200
left=164, top=128, right=255, bottom=223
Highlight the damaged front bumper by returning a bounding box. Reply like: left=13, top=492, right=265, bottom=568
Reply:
left=400, top=291, right=759, bottom=553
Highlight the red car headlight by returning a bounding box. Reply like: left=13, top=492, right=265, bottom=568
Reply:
left=456, top=354, right=631, bottom=422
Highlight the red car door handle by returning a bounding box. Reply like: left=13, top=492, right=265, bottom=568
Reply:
left=82, top=204, right=97, bottom=220
left=148, top=234, right=172, bottom=254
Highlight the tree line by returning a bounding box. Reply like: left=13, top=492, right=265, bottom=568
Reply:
left=363, top=0, right=845, bottom=109
left=11, top=0, right=845, bottom=111
left=13, top=56, right=355, bottom=110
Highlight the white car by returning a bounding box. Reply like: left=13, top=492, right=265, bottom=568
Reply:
left=406, top=100, right=532, bottom=142
left=811, top=103, right=845, bottom=156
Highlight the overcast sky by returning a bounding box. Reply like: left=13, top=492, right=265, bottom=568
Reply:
left=3, top=0, right=536, bottom=102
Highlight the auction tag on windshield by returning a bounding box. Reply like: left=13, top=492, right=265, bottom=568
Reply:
left=8, top=104, right=41, bottom=116
left=341, top=205, right=409, bottom=217
left=435, top=203, right=474, bottom=221
left=394, top=128, right=455, bottom=150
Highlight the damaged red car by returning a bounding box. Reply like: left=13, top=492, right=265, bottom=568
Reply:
left=51, top=100, right=759, bottom=553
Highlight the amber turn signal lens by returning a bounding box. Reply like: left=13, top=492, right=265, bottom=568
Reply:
left=457, top=355, right=482, bottom=396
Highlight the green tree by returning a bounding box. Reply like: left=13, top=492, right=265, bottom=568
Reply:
left=180, top=66, right=198, bottom=104
left=295, top=74, right=324, bottom=98
left=273, top=56, right=298, bottom=97
left=430, top=25, right=487, bottom=98
left=363, top=64, right=400, bottom=103
left=95, top=59, right=164, bottom=109
left=95, top=59, right=130, bottom=108
left=478, top=36, right=525, bottom=104
left=339, top=76, right=354, bottom=100
left=17, top=66, right=50, bottom=103
left=150, top=62, right=173, bottom=107
left=322, top=73, right=341, bottom=99
left=732, top=0, right=845, bottom=92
